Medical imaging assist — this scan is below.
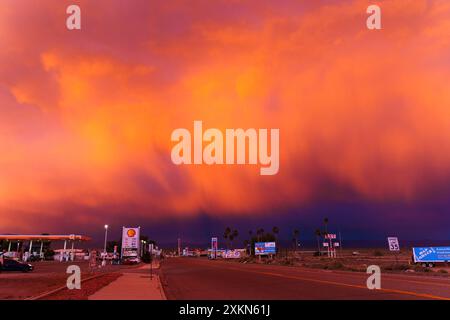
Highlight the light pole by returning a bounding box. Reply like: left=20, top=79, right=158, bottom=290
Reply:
left=102, top=224, right=108, bottom=266
left=141, top=240, right=147, bottom=257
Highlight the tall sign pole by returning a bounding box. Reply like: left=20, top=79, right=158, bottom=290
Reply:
left=387, top=237, right=400, bottom=265
left=150, top=243, right=153, bottom=280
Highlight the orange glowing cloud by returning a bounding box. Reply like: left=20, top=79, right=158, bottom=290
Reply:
left=1, top=0, right=450, bottom=232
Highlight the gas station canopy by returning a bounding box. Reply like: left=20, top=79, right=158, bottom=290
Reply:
left=0, top=234, right=91, bottom=241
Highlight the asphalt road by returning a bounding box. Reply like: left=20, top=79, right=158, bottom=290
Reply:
left=160, top=257, right=450, bottom=300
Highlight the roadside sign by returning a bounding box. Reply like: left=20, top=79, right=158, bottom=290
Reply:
left=413, top=247, right=450, bottom=263
left=121, top=227, right=140, bottom=258
left=211, top=237, right=218, bottom=259
left=211, top=237, right=218, bottom=250
left=323, top=242, right=329, bottom=247
left=387, top=237, right=400, bottom=251
left=224, top=250, right=242, bottom=259
left=325, top=234, right=337, bottom=239
left=255, top=242, right=276, bottom=255
left=334, top=242, right=340, bottom=247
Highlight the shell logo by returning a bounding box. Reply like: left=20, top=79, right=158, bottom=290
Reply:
left=127, top=229, right=136, bottom=237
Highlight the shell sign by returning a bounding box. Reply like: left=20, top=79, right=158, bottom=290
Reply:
left=121, top=227, right=140, bottom=257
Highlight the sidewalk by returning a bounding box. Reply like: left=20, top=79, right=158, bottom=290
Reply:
left=89, top=262, right=166, bottom=300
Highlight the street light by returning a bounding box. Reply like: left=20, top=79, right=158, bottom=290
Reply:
left=102, top=224, right=108, bottom=266
left=141, top=240, right=146, bottom=257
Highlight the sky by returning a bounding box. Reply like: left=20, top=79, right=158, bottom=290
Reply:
left=0, top=0, right=450, bottom=246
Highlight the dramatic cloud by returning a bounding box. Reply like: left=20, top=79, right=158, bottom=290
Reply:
left=1, top=0, right=449, bottom=236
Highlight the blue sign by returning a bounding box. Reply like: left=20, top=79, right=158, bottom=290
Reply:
left=255, top=242, right=276, bottom=255
left=413, top=247, right=450, bottom=263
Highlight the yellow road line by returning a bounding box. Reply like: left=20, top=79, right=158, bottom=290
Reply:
left=209, top=260, right=450, bottom=289
left=257, top=271, right=450, bottom=300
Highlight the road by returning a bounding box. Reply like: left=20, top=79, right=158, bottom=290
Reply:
left=160, top=258, right=450, bottom=300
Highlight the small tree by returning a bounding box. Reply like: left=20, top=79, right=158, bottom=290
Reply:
left=315, top=229, right=322, bottom=254
left=293, top=229, right=300, bottom=251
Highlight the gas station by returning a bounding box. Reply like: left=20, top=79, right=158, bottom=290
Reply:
left=0, top=234, right=91, bottom=262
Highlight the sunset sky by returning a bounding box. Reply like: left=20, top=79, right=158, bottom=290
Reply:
left=1, top=0, right=449, bottom=245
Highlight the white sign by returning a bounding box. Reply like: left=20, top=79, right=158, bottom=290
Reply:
left=387, top=237, right=400, bottom=252
left=211, top=237, right=218, bottom=249
left=334, top=242, right=340, bottom=247
left=323, top=242, right=329, bottom=247
left=325, top=234, right=336, bottom=239
left=224, top=250, right=241, bottom=259
left=121, top=227, right=140, bottom=257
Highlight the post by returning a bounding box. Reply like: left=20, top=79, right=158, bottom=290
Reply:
left=329, top=237, right=332, bottom=258
left=40, top=241, right=44, bottom=260
left=61, top=240, right=67, bottom=262
left=71, top=241, right=75, bottom=261
left=103, top=226, right=108, bottom=254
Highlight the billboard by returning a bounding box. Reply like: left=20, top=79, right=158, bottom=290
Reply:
left=255, top=242, right=276, bottom=255
left=413, top=247, right=450, bottom=263
left=121, top=227, right=140, bottom=258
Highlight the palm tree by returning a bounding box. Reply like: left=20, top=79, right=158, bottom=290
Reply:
left=229, top=234, right=234, bottom=249
left=231, top=230, right=239, bottom=248
left=272, top=227, right=279, bottom=239
left=272, top=226, right=280, bottom=253
left=224, top=227, right=231, bottom=248
left=293, top=229, right=300, bottom=251
left=256, top=228, right=264, bottom=241
left=323, top=217, right=329, bottom=233
left=315, top=229, right=322, bottom=254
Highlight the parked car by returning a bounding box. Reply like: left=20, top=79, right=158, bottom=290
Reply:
left=0, top=259, right=34, bottom=272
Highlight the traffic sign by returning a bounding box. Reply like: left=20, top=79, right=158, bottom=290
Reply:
left=387, top=237, right=400, bottom=251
